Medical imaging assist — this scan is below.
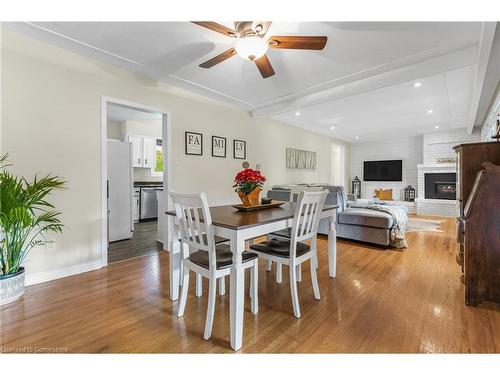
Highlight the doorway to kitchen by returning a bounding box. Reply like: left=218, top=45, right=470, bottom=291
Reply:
left=101, top=97, right=171, bottom=265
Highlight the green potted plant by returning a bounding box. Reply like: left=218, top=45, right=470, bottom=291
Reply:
left=0, top=154, right=65, bottom=305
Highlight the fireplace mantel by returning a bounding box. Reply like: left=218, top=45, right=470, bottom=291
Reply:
left=417, top=163, right=457, bottom=171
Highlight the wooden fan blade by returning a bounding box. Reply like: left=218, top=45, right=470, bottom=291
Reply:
left=199, top=48, right=236, bottom=68
left=255, top=55, right=275, bottom=79
left=192, top=21, right=238, bottom=37
left=268, top=36, right=327, bottom=50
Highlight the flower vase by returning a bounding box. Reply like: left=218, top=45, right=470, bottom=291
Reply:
left=238, top=187, right=261, bottom=206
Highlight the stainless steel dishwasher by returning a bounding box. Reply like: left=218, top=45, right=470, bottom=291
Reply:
left=140, top=187, right=159, bottom=220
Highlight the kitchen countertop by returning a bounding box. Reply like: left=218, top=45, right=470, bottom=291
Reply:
left=134, top=181, right=163, bottom=188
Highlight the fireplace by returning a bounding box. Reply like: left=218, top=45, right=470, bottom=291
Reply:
left=424, top=173, right=456, bottom=200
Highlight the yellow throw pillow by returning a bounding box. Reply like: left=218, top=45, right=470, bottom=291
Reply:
left=378, top=189, right=393, bottom=200
left=375, top=189, right=381, bottom=198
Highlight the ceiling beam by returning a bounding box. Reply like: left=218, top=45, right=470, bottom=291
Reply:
left=467, top=22, right=497, bottom=134
left=251, top=45, right=479, bottom=119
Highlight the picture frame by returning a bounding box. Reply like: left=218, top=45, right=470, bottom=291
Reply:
left=185, top=131, right=203, bottom=155
left=211, top=135, right=227, bottom=158
left=233, top=139, right=246, bottom=159
left=286, top=148, right=317, bottom=169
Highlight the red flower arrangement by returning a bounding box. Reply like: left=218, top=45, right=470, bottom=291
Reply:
left=233, top=168, right=266, bottom=195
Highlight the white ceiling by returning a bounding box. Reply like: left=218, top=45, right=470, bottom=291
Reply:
left=275, top=65, right=476, bottom=141
left=6, top=21, right=496, bottom=142
left=107, top=103, right=162, bottom=124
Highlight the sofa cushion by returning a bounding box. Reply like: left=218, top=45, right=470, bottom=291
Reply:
left=338, top=208, right=393, bottom=229
left=268, top=185, right=347, bottom=212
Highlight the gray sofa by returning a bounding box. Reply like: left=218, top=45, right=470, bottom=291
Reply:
left=267, top=184, right=392, bottom=246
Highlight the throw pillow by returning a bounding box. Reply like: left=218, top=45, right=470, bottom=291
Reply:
left=379, top=189, right=393, bottom=200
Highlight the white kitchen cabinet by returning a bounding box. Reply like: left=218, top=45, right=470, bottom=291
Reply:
left=125, top=134, right=157, bottom=169
left=142, top=137, right=155, bottom=168
left=127, top=134, right=143, bottom=167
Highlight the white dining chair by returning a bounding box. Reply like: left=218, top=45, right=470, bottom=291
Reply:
left=171, top=191, right=259, bottom=340
left=266, top=189, right=319, bottom=283
left=249, top=190, right=328, bottom=318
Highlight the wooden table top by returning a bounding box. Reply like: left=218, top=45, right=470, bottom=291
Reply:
left=166, top=202, right=338, bottom=230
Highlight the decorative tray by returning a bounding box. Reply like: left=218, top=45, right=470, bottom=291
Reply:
left=231, top=201, right=285, bottom=212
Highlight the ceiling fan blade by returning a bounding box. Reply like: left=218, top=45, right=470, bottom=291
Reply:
left=199, top=48, right=236, bottom=68
left=191, top=21, right=238, bottom=37
left=268, top=35, right=328, bottom=50
left=255, top=55, right=275, bottom=79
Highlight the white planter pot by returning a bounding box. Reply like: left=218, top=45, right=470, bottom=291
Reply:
left=0, top=267, right=25, bottom=305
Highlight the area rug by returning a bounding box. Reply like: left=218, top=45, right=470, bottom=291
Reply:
left=406, top=217, right=445, bottom=233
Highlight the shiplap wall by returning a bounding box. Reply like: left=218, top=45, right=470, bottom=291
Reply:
left=423, top=128, right=480, bottom=164
left=349, top=135, right=423, bottom=200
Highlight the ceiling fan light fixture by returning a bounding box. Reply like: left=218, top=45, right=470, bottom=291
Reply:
left=235, top=36, right=268, bottom=61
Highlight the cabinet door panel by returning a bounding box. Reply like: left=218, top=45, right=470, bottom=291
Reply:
left=127, top=135, right=143, bottom=167
left=143, top=137, right=155, bottom=168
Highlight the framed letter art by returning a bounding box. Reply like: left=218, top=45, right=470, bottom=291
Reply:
left=233, top=139, right=246, bottom=159
left=211, top=136, right=227, bottom=158
left=185, top=131, right=203, bottom=155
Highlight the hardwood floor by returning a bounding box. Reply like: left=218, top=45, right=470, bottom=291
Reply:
left=1, top=217, right=499, bottom=353
left=108, top=221, right=161, bottom=263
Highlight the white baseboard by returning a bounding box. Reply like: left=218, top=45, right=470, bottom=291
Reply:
left=25, top=260, right=105, bottom=286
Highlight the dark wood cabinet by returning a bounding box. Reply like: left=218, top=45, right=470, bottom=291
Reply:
left=454, top=141, right=500, bottom=306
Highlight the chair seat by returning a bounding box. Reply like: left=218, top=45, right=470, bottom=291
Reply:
left=189, top=244, right=258, bottom=270
left=188, top=234, right=229, bottom=245
left=250, top=238, right=310, bottom=258
left=269, top=228, right=292, bottom=239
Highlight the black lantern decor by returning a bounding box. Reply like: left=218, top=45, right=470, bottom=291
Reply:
left=404, top=185, right=416, bottom=202
left=352, top=176, right=361, bottom=199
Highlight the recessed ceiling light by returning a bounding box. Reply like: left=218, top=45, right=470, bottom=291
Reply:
left=413, top=82, right=422, bottom=87
left=330, top=126, right=335, bottom=130
left=427, top=109, right=433, bottom=114
left=434, top=125, right=439, bottom=129
left=355, top=136, right=359, bottom=140
left=295, top=111, right=301, bottom=116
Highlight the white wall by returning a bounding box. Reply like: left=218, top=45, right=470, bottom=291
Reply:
left=481, top=90, right=499, bottom=141
left=349, top=128, right=481, bottom=201
left=0, top=29, right=349, bottom=283
left=423, top=128, right=480, bottom=164
left=349, top=136, right=423, bottom=200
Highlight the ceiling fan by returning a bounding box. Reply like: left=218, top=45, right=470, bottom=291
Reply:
left=192, top=21, right=328, bottom=79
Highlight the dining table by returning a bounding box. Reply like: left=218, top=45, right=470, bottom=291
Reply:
left=165, top=202, right=339, bottom=351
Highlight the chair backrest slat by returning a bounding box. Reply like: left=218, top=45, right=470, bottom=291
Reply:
left=170, top=192, right=217, bottom=270
left=290, top=190, right=328, bottom=258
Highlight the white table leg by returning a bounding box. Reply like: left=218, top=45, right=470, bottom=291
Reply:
left=229, top=232, right=245, bottom=351
left=265, top=235, right=272, bottom=271
left=328, top=215, right=337, bottom=278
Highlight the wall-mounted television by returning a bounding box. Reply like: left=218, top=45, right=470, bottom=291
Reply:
left=363, top=160, right=402, bottom=181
